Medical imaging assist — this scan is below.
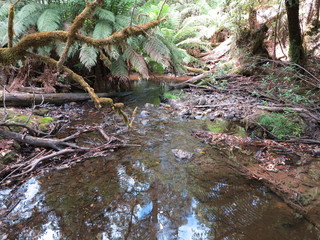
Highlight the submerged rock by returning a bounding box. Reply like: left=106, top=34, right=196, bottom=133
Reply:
left=171, top=149, right=194, bottom=162
left=140, top=110, right=150, bottom=118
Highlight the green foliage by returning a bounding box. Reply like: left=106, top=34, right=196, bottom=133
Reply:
left=163, top=89, right=184, bottom=99
left=124, top=46, right=149, bottom=79
left=92, top=20, right=113, bottom=39
left=259, top=65, right=315, bottom=106
left=79, top=44, right=98, bottom=70
left=258, top=112, right=305, bottom=139
left=110, top=56, right=128, bottom=77
left=37, top=8, right=61, bottom=32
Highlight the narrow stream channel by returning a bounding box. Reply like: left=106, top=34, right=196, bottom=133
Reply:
left=1, top=80, right=319, bottom=239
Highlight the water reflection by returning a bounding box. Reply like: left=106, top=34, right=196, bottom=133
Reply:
left=1, top=96, right=320, bottom=239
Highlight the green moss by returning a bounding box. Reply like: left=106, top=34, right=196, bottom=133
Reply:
left=207, top=119, right=247, bottom=137
left=163, top=90, right=184, bottom=100
left=258, top=112, right=305, bottom=140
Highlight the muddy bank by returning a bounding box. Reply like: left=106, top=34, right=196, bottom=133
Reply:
left=163, top=85, right=320, bottom=228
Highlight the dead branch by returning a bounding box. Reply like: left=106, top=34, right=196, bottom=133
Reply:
left=0, top=128, right=88, bottom=150
left=11, top=148, right=78, bottom=178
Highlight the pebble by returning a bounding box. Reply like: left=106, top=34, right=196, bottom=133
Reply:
left=140, top=110, right=150, bottom=118
left=144, top=103, right=155, bottom=108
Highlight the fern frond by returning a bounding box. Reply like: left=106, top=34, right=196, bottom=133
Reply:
left=177, top=37, right=210, bottom=51
left=94, top=7, right=115, bottom=23
left=181, top=15, right=213, bottom=28
left=93, top=20, right=113, bottom=39
left=0, top=3, right=10, bottom=20
left=127, top=36, right=144, bottom=51
left=110, top=56, right=128, bottom=77
left=105, top=45, right=120, bottom=60
left=114, top=15, right=131, bottom=31
left=143, top=38, right=171, bottom=67
left=124, top=47, right=149, bottom=79
left=56, top=42, right=79, bottom=58
left=14, top=4, right=44, bottom=36
left=0, top=22, right=7, bottom=47
left=79, top=44, right=98, bottom=70
left=174, top=25, right=199, bottom=43
left=37, top=45, right=54, bottom=56
left=37, top=8, right=61, bottom=32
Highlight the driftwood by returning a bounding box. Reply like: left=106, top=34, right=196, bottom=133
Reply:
left=0, top=92, right=131, bottom=107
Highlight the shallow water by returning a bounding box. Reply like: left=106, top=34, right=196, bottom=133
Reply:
left=1, top=81, right=319, bottom=239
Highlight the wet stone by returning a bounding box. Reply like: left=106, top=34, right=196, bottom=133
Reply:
left=140, top=110, right=150, bottom=118
left=171, top=149, right=194, bottom=162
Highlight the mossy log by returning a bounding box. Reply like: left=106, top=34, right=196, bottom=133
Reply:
left=0, top=92, right=131, bottom=107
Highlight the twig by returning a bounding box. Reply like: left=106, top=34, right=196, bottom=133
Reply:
left=11, top=148, right=78, bottom=178
left=157, top=0, right=167, bottom=20
left=129, top=107, right=138, bottom=127
left=130, top=0, right=137, bottom=27
left=98, top=127, right=110, bottom=142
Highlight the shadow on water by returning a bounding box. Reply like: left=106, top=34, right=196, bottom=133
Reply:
left=1, top=80, right=320, bottom=240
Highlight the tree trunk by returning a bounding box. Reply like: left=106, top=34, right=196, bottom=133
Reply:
left=285, top=0, right=305, bottom=65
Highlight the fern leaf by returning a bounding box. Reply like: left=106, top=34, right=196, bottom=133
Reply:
left=124, top=47, right=149, bottom=79
left=114, top=15, right=131, bottom=31
left=93, top=20, right=113, bottom=39
left=143, top=38, right=171, bottom=67
left=110, top=56, right=128, bottom=77
left=105, top=45, right=120, bottom=60
left=0, top=22, right=7, bottom=47
left=79, top=44, right=98, bottom=70
left=37, top=8, right=61, bottom=32
left=56, top=42, right=79, bottom=59
left=0, top=3, right=10, bottom=20
left=14, top=4, right=44, bottom=36
left=94, top=8, right=115, bottom=23
left=174, top=25, right=199, bottom=43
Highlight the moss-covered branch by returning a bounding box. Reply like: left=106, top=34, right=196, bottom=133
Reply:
left=57, top=0, right=103, bottom=69
left=8, top=4, right=14, bottom=48
left=27, top=52, right=103, bottom=109
left=0, top=17, right=166, bottom=65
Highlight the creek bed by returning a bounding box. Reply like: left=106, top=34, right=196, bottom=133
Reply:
left=1, top=80, right=319, bottom=239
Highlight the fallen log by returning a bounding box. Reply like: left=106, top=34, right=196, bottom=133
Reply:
left=0, top=92, right=132, bottom=107
left=0, top=129, right=87, bottom=150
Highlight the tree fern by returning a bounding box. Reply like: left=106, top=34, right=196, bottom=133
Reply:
left=124, top=47, right=149, bottom=79
left=79, top=44, right=98, bottom=70
left=110, top=56, right=128, bottom=77
left=105, top=45, right=121, bottom=60
left=37, top=8, right=61, bottom=32
left=94, top=8, right=115, bottom=23
left=143, top=38, right=171, bottom=67
left=93, top=20, right=113, bottom=39
left=114, top=15, right=131, bottom=31
left=14, top=4, right=45, bottom=36
left=0, top=3, right=9, bottom=21
left=0, top=22, right=7, bottom=47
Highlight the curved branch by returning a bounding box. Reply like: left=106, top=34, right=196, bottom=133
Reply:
left=0, top=17, right=166, bottom=65
left=27, top=52, right=103, bottom=109
left=57, top=0, right=103, bottom=69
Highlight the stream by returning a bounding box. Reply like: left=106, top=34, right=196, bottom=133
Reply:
left=1, top=80, right=320, bottom=240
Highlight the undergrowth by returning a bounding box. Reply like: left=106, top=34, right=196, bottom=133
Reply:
left=258, top=112, right=306, bottom=140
